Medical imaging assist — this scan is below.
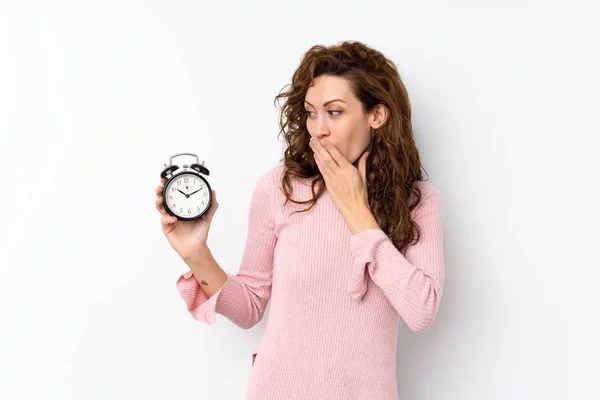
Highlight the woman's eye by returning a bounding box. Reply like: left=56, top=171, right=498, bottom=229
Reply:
left=305, top=110, right=342, bottom=117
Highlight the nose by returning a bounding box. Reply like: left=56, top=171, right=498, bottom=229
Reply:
left=314, top=116, right=330, bottom=140
left=316, top=133, right=330, bottom=142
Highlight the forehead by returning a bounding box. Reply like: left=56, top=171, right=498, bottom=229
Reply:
left=305, top=75, right=353, bottom=102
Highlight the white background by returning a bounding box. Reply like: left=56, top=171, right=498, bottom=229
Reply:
left=1, top=1, right=598, bottom=399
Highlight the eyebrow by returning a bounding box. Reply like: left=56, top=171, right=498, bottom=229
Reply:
left=304, top=99, right=346, bottom=107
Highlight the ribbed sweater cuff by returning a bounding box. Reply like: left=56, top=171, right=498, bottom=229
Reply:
left=175, top=270, right=233, bottom=324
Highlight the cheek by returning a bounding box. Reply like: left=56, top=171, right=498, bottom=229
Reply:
left=344, top=119, right=368, bottom=143
left=333, top=118, right=356, bottom=138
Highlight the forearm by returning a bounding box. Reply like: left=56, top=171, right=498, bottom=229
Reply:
left=183, top=246, right=228, bottom=299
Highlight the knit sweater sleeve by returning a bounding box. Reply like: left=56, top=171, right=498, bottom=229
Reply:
left=175, top=167, right=277, bottom=329
left=347, top=182, right=445, bottom=333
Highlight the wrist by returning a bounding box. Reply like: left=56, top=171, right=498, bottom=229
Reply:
left=347, top=206, right=380, bottom=235
left=182, top=245, right=211, bottom=266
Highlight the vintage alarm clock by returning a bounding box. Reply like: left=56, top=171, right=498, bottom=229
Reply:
left=160, top=153, right=212, bottom=221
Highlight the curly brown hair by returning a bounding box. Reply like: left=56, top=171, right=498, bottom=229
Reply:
left=273, top=40, right=430, bottom=254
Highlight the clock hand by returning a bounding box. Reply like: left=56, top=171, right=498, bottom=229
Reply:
left=189, top=189, right=201, bottom=196
left=176, top=189, right=189, bottom=198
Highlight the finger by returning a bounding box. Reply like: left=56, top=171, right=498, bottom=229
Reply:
left=312, top=146, right=332, bottom=179
left=161, top=214, right=177, bottom=229
left=155, top=185, right=163, bottom=196
left=318, top=139, right=348, bottom=169
left=156, top=196, right=168, bottom=216
left=310, top=139, right=326, bottom=163
left=309, top=139, right=322, bottom=161
left=313, top=154, right=329, bottom=185
left=162, top=214, right=176, bottom=223
left=206, top=190, right=219, bottom=219
left=311, top=140, right=336, bottom=177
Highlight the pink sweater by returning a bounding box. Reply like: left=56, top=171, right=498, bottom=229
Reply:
left=176, top=164, right=445, bottom=400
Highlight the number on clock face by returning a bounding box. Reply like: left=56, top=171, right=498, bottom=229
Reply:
left=165, top=173, right=210, bottom=218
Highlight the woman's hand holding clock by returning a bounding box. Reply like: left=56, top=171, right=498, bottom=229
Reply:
left=155, top=176, right=219, bottom=261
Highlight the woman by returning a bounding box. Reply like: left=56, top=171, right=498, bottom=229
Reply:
left=154, top=40, right=445, bottom=400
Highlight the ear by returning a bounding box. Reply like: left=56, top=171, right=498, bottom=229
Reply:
left=369, top=103, right=388, bottom=129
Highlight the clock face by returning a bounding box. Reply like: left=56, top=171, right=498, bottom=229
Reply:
left=163, top=173, right=211, bottom=219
